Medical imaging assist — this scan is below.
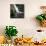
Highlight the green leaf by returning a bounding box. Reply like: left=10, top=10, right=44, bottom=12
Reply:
left=36, top=15, right=44, bottom=21
left=44, top=15, right=46, bottom=20
left=5, top=26, right=18, bottom=39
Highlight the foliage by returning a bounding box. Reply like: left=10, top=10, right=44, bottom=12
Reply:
left=5, top=26, right=18, bottom=39
left=36, top=14, right=46, bottom=21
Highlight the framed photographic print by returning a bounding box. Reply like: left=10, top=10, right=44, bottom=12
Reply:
left=10, top=4, right=24, bottom=18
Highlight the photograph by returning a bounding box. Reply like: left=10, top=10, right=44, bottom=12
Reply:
left=10, top=4, right=24, bottom=18
left=1, top=0, right=46, bottom=46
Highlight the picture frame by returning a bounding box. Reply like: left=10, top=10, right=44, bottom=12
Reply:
left=10, top=4, right=24, bottom=18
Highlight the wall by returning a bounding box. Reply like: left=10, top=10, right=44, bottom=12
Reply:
left=0, top=0, right=46, bottom=38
